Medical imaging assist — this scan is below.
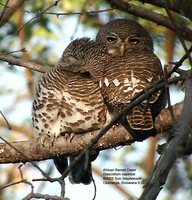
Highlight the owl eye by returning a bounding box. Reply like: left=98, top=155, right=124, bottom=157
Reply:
left=107, top=36, right=117, bottom=43
left=129, top=37, right=140, bottom=45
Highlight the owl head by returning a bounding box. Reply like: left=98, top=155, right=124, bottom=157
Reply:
left=96, top=19, right=153, bottom=56
left=58, top=37, right=94, bottom=74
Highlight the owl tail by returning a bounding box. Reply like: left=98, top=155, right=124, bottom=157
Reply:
left=69, top=152, right=99, bottom=185
left=53, top=157, right=68, bottom=175
left=53, top=156, right=92, bottom=184
left=127, top=106, right=154, bottom=130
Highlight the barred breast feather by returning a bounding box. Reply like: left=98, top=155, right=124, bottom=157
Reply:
left=100, top=52, right=165, bottom=131
left=32, top=67, right=109, bottom=138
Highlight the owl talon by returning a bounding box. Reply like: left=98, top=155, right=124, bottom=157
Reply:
left=50, top=135, right=57, bottom=146
left=40, top=134, right=50, bottom=147
left=62, top=132, right=75, bottom=142
left=40, top=134, right=57, bottom=147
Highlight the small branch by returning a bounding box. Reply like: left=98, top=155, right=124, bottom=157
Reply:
left=17, top=0, right=62, bottom=32
left=0, top=136, right=53, bottom=180
left=0, top=179, right=33, bottom=192
left=45, top=8, right=113, bottom=16
left=106, top=0, right=192, bottom=41
left=0, top=54, right=49, bottom=73
left=169, top=45, right=192, bottom=75
left=0, top=119, right=33, bottom=138
left=22, top=193, right=65, bottom=200
left=0, top=111, right=11, bottom=130
left=0, top=47, right=27, bottom=55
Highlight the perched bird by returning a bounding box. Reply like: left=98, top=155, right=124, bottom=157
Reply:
left=32, top=38, right=111, bottom=184
left=96, top=19, right=166, bottom=140
left=32, top=18, right=166, bottom=185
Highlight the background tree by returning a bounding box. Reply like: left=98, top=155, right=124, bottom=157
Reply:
left=0, top=0, right=192, bottom=200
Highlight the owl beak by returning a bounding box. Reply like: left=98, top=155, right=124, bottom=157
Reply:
left=120, top=44, right=125, bottom=56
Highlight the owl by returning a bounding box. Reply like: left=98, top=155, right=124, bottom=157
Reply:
left=95, top=19, right=166, bottom=140
left=32, top=38, right=111, bottom=184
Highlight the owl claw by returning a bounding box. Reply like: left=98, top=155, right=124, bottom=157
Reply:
left=40, top=134, right=49, bottom=147
left=63, top=132, right=75, bottom=142
left=40, top=134, right=57, bottom=147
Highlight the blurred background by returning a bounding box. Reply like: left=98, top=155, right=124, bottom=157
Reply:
left=0, top=1, right=191, bottom=200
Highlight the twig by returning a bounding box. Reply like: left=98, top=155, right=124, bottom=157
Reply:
left=169, top=45, right=192, bottom=75
left=0, top=179, right=34, bottom=192
left=17, top=0, right=61, bottom=33
left=91, top=176, right=97, bottom=200
left=21, top=193, right=65, bottom=200
left=0, top=0, right=26, bottom=25
left=0, top=119, right=34, bottom=138
left=0, top=110, right=11, bottom=130
left=45, top=8, right=113, bottom=16
left=0, top=136, right=52, bottom=180
left=0, top=48, right=27, bottom=55
left=0, top=2, right=112, bottom=16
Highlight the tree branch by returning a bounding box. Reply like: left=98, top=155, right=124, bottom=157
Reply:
left=139, top=75, right=192, bottom=200
left=0, top=54, right=49, bottom=73
left=0, top=102, right=183, bottom=164
left=0, top=47, right=187, bottom=166
left=106, top=0, right=192, bottom=41
left=0, top=119, right=34, bottom=138
left=139, top=0, right=192, bottom=20
left=0, top=0, right=26, bottom=26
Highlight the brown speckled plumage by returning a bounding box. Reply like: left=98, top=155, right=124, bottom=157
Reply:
left=32, top=38, right=111, bottom=185
left=96, top=19, right=166, bottom=139
left=32, top=19, right=166, bottom=185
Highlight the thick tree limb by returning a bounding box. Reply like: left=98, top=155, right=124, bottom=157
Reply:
left=0, top=126, right=132, bottom=164
left=139, top=0, right=192, bottom=20
left=106, top=0, right=192, bottom=41
left=155, top=102, right=183, bottom=131
left=0, top=102, right=183, bottom=164
left=0, top=47, right=186, bottom=165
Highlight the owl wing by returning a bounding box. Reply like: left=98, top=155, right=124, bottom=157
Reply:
left=32, top=68, right=65, bottom=138
left=100, top=53, right=165, bottom=131
left=32, top=67, right=109, bottom=184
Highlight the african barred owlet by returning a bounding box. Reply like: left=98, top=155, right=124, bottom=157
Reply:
left=96, top=19, right=166, bottom=140
left=32, top=38, right=111, bottom=184
left=32, top=19, right=166, bottom=185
